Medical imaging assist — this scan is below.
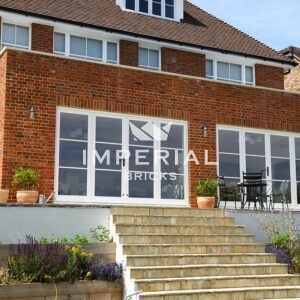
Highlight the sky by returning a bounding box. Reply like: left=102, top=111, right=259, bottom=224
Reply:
left=190, top=0, right=299, bottom=51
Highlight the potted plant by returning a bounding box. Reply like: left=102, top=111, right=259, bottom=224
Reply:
left=0, top=187, right=9, bottom=203
left=194, top=178, right=218, bottom=208
left=12, top=167, right=39, bottom=203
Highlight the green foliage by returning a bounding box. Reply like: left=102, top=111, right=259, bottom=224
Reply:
left=12, top=167, right=39, bottom=190
left=194, top=178, right=218, bottom=197
left=261, top=210, right=300, bottom=273
left=90, top=225, right=111, bottom=242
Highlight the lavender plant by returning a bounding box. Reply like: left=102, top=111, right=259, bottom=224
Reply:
left=89, top=262, right=123, bottom=284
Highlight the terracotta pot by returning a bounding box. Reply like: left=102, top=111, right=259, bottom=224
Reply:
left=197, top=196, right=216, bottom=208
left=16, top=191, right=39, bottom=204
left=0, top=189, right=9, bottom=203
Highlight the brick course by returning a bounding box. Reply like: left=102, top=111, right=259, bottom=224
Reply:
left=119, top=40, right=138, bottom=67
left=31, top=23, right=54, bottom=53
left=0, top=49, right=299, bottom=206
left=255, top=64, right=284, bottom=90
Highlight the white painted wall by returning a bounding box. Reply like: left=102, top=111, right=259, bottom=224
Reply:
left=0, top=205, right=111, bottom=244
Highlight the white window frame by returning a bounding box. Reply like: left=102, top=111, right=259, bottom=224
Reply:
left=55, top=107, right=188, bottom=206
left=138, top=47, right=160, bottom=70
left=217, top=125, right=300, bottom=208
left=206, top=59, right=254, bottom=85
left=53, top=31, right=119, bottom=64
left=1, top=22, right=30, bottom=49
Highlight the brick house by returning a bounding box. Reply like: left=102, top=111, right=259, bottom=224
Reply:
left=281, top=46, right=300, bottom=92
left=0, top=0, right=299, bottom=208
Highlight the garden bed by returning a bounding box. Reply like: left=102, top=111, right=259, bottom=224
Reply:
left=0, top=280, right=122, bottom=299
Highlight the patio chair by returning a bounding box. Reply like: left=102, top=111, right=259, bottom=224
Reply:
left=272, top=179, right=290, bottom=210
left=217, top=176, right=240, bottom=209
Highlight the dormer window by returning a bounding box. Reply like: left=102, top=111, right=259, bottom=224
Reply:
left=118, top=0, right=182, bottom=21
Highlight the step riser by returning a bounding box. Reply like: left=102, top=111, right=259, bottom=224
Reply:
left=111, top=207, right=225, bottom=218
left=130, top=265, right=288, bottom=279
left=114, top=225, right=245, bottom=235
left=122, top=244, right=266, bottom=255
left=112, top=215, right=235, bottom=226
left=126, top=254, right=276, bottom=266
left=135, top=277, right=300, bottom=292
left=117, top=235, right=254, bottom=244
left=139, top=288, right=300, bottom=300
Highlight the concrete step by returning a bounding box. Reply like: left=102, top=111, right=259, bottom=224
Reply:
left=134, top=274, right=300, bottom=292
left=125, top=253, right=276, bottom=266
left=113, top=224, right=245, bottom=235
left=111, top=215, right=235, bottom=226
left=139, top=286, right=300, bottom=300
left=121, top=243, right=267, bottom=255
left=116, top=233, right=254, bottom=244
left=129, top=263, right=288, bottom=279
left=111, top=206, right=225, bottom=218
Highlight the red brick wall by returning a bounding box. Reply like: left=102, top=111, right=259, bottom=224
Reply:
left=161, top=48, right=205, bottom=77
left=119, top=40, right=138, bottom=67
left=1, top=49, right=300, bottom=205
left=0, top=52, right=7, bottom=188
left=255, top=64, right=284, bottom=90
left=31, top=23, right=54, bottom=53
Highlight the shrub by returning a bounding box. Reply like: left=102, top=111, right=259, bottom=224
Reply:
left=90, top=225, right=111, bottom=242
left=89, top=262, right=123, bottom=285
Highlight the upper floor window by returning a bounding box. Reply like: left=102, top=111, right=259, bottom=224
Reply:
left=206, top=59, right=254, bottom=85
left=1, top=22, right=29, bottom=48
left=54, top=32, right=118, bottom=63
left=125, top=0, right=174, bottom=19
left=138, top=47, right=159, bottom=70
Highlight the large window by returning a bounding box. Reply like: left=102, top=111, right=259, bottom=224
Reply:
left=138, top=47, right=159, bottom=70
left=206, top=59, right=254, bottom=85
left=54, top=32, right=118, bottom=63
left=1, top=22, right=29, bottom=48
left=56, top=109, right=187, bottom=205
left=125, top=0, right=174, bottom=19
left=218, top=127, right=299, bottom=206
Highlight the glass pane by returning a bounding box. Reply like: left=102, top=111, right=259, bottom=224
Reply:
left=246, top=156, right=266, bottom=174
left=54, top=33, right=65, bottom=53
left=95, top=170, right=121, bottom=197
left=129, top=146, right=153, bottom=172
left=129, top=120, right=154, bottom=146
left=2, top=23, right=15, bottom=44
left=246, top=66, right=253, bottom=83
left=161, top=124, right=183, bottom=149
left=161, top=149, right=184, bottom=173
left=107, top=42, right=117, bottom=62
left=126, top=0, right=135, bottom=10
left=230, top=64, right=242, bottom=81
left=295, top=138, right=300, bottom=159
left=149, top=49, right=159, bottom=68
left=96, top=117, right=122, bottom=143
left=95, top=143, right=122, bottom=170
left=87, top=38, right=102, bottom=59
left=58, top=168, right=87, bottom=195
left=218, top=130, right=239, bottom=153
left=166, top=0, right=174, bottom=4
left=16, top=26, right=29, bottom=46
left=219, top=154, right=240, bottom=177
left=129, top=173, right=154, bottom=198
left=161, top=174, right=184, bottom=199
left=59, top=141, right=87, bottom=168
left=217, top=62, right=229, bottom=79
left=271, top=158, right=290, bottom=180
left=297, top=182, right=300, bottom=204
left=139, top=0, right=148, bottom=13
left=272, top=180, right=291, bottom=204
left=296, top=160, right=300, bottom=181
left=60, top=113, right=88, bottom=140
left=245, top=133, right=265, bottom=155
left=271, top=135, right=289, bottom=157
left=165, top=5, right=174, bottom=18
left=206, top=60, right=213, bottom=78
left=138, top=48, right=148, bottom=66
left=152, top=0, right=161, bottom=15
left=70, top=35, right=86, bottom=56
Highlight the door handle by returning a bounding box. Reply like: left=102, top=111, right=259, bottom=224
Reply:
left=119, top=158, right=125, bottom=167
left=266, top=167, right=269, bottom=176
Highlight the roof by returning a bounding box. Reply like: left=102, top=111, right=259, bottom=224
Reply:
left=0, top=0, right=292, bottom=65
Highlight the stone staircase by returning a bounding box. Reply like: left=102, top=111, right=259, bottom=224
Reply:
left=110, top=206, right=300, bottom=300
